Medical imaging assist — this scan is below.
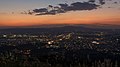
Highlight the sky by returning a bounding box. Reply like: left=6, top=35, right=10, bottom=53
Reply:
left=0, top=0, right=120, bottom=27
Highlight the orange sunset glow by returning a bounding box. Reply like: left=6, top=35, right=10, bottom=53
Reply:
left=0, top=0, right=120, bottom=27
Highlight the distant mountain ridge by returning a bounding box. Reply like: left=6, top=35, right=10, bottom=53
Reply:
left=0, top=24, right=120, bottom=29
left=0, top=24, right=120, bottom=34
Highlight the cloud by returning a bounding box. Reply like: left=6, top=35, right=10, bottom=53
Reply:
left=99, top=0, right=105, bottom=5
left=88, top=0, right=96, bottom=3
left=20, top=10, right=33, bottom=15
left=88, top=0, right=105, bottom=5
left=24, top=0, right=120, bottom=16
left=59, top=3, right=69, bottom=10
left=67, top=2, right=99, bottom=11
left=33, top=8, right=48, bottom=13
left=114, top=2, right=117, bottom=4
left=30, top=1, right=99, bottom=16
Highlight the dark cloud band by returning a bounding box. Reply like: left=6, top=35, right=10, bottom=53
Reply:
left=32, top=2, right=99, bottom=16
left=22, top=0, right=118, bottom=16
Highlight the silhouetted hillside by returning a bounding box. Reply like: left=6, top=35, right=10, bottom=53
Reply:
left=0, top=24, right=120, bottom=34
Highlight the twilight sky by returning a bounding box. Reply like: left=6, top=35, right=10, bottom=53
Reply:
left=0, top=0, right=120, bottom=27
